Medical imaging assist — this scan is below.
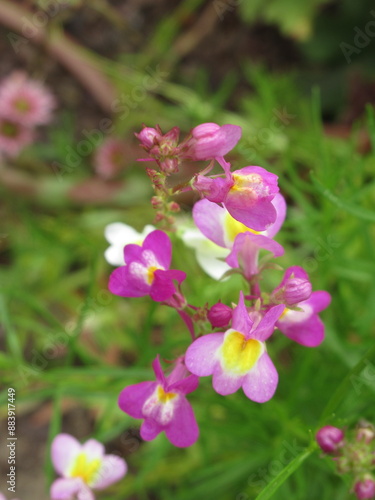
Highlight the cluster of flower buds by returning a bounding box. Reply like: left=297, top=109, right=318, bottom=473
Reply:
left=316, top=422, right=375, bottom=499
left=0, top=71, right=55, bottom=158
left=106, top=122, right=331, bottom=447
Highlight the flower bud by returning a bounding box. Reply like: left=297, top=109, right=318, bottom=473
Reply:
left=208, top=302, right=232, bottom=328
left=316, top=425, right=344, bottom=454
left=357, top=427, right=375, bottom=444
left=272, top=277, right=312, bottom=306
left=136, top=127, right=161, bottom=149
left=354, top=478, right=375, bottom=500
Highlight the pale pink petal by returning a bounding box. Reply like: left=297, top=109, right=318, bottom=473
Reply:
left=81, top=439, right=104, bottom=459
left=165, top=398, right=199, bottom=447
left=192, top=199, right=226, bottom=247
left=185, top=333, right=224, bottom=376
left=212, top=364, right=244, bottom=395
left=51, top=434, right=81, bottom=476
left=77, top=485, right=95, bottom=500
left=242, top=352, right=278, bottom=403
left=50, top=477, right=82, bottom=499
left=91, top=455, right=127, bottom=489
left=264, top=193, right=287, bottom=238
left=118, top=381, right=156, bottom=418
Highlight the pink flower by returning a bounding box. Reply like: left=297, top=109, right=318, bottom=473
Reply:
left=94, top=138, right=128, bottom=179
left=316, top=425, right=344, bottom=454
left=193, top=193, right=286, bottom=279
left=183, top=123, right=242, bottom=161
left=50, top=434, right=127, bottom=500
left=118, top=356, right=199, bottom=447
left=0, top=71, right=55, bottom=126
left=354, top=478, right=375, bottom=500
left=135, top=125, right=180, bottom=173
left=274, top=267, right=331, bottom=347
left=0, top=117, right=33, bottom=157
left=108, top=230, right=186, bottom=302
left=185, top=293, right=284, bottom=402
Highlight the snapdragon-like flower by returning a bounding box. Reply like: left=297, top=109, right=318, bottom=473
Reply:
left=119, top=356, right=199, bottom=447
left=0, top=71, right=55, bottom=126
left=193, top=193, right=286, bottom=279
left=182, top=122, right=242, bottom=161
left=104, top=222, right=155, bottom=266
left=354, top=478, right=375, bottom=500
left=185, top=293, right=284, bottom=402
left=50, top=434, right=127, bottom=500
left=274, top=266, right=331, bottom=347
left=94, top=138, right=128, bottom=179
left=109, top=229, right=186, bottom=302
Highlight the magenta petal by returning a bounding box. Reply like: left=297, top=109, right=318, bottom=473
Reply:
left=252, top=304, right=285, bottom=341
left=50, top=478, right=82, bottom=500
left=242, top=352, right=278, bottom=403
left=219, top=124, right=242, bottom=154
left=232, top=292, right=253, bottom=334
left=140, top=418, right=164, bottom=441
left=91, top=455, right=127, bottom=489
left=109, top=267, right=148, bottom=297
left=165, top=397, right=199, bottom=447
left=226, top=198, right=277, bottom=232
left=169, top=374, right=199, bottom=394
left=143, top=230, right=171, bottom=269
left=308, top=290, right=331, bottom=313
left=150, top=270, right=177, bottom=301
left=162, top=269, right=186, bottom=284
left=152, top=355, right=167, bottom=386
left=282, top=266, right=309, bottom=283
left=193, top=199, right=226, bottom=247
left=277, top=314, right=325, bottom=347
left=124, top=243, right=143, bottom=264
left=185, top=333, right=224, bottom=376
left=118, top=381, right=156, bottom=418
left=193, top=175, right=232, bottom=203
left=51, top=433, right=81, bottom=476
left=212, top=364, right=244, bottom=395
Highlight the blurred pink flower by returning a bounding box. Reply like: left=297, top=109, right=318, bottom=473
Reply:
left=50, top=433, right=127, bottom=500
left=94, top=138, right=128, bottom=179
left=0, top=117, right=33, bottom=157
left=0, top=71, right=55, bottom=126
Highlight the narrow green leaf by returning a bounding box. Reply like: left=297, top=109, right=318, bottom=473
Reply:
left=255, top=445, right=316, bottom=500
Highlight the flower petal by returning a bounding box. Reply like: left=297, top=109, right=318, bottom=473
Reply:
left=165, top=397, right=199, bottom=447
left=308, top=290, right=331, bottom=313
left=143, top=230, right=171, bottom=269
left=193, top=199, right=227, bottom=247
left=264, top=193, right=287, bottom=238
left=140, top=418, right=164, bottom=441
left=108, top=266, right=149, bottom=297
left=169, top=374, right=199, bottom=395
left=212, top=363, right=244, bottom=395
left=104, top=222, right=139, bottom=246
left=118, top=381, right=157, bottom=418
left=242, top=352, right=278, bottom=403
left=232, top=292, right=253, bottom=334
left=252, top=304, right=285, bottom=341
left=51, top=433, right=81, bottom=476
left=91, top=455, right=127, bottom=489
left=185, top=333, right=224, bottom=376
left=150, top=270, right=179, bottom=301
left=81, top=439, right=104, bottom=459
left=277, top=313, right=325, bottom=347
left=50, top=477, right=82, bottom=500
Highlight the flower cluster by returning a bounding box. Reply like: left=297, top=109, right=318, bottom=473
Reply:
left=0, top=71, right=55, bottom=158
left=107, top=122, right=331, bottom=447
left=316, top=422, right=375, bottom=499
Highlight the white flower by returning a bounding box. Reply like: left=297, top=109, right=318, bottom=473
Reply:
left=104, top=223, right=155, bottom=266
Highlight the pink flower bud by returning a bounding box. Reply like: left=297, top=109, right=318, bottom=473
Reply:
left=136, top=127, right=161, bottom=149
left=316, top=425, right=344, bottom=454
left=208, top=302, right=232, bottom=328
left=184, top=123, right=242, bottom=161
left=354, top=478, right=375, bottom=500
left=284, top=278, right=312, bottom=305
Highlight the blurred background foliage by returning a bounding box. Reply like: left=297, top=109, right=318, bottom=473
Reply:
left=0, top=0, right=374, bottom=499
